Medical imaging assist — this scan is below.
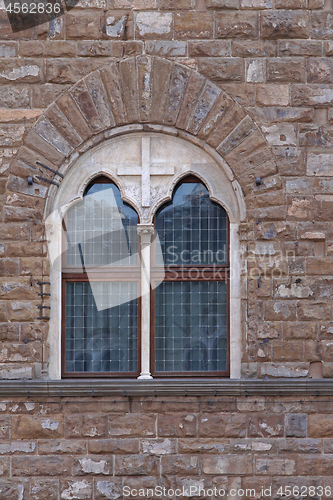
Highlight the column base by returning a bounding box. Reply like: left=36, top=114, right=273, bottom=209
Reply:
left=137, top=373, right=153, bottom=380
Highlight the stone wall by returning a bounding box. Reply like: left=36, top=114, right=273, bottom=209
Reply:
left=0, top=395, right=332, bottom=498
left=0, top=0, right=333, bottom=379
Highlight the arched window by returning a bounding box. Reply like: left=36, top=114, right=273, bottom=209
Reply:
left=152, top=177, right=229, bottom=376
left=61, top=175, right=229, bottom=378
left=62, top=176, right=140, bottom=377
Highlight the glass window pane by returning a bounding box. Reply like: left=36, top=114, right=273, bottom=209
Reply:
left=155, top=281, right=227, bottom=373
left=155, top=182, right=228, bottom=266
left=65, top=281, right=138, bottom=373
left=66, top=182, right=139, bottom=267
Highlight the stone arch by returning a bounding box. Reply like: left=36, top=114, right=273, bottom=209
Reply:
left=7, top=55, right=282, bottom=223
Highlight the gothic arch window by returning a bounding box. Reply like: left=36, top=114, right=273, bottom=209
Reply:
left=47, top=131, right=243, bottom=380
left=151, top=177, right=229, bottom=376
left=62, top=177, right=140, bottom=377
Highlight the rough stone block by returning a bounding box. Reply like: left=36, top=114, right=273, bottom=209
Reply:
left=311, top=12, right=333, bottom=39
left=285, top=414, right=307, bottom=437
left=60, top=480, right=93, bottom=500
left=88, top=439, right=139, bottom=454
left=12, top=415, right=63, bottom=439
left=197, top=57, right=244, bottom=83
left=12, top=456, right=70, bottom=476
left=216, top=12, right=258, bottom=39
left=267, top=57, right=305, bottom=82
left=115, top=455, right=158, bottom=475
left=261, top=10, right=309, bottom=39
left=202, top=455, right=252, bottom=475
left=38, top=440, right=86, bottom=455
left=256, top=84, right=289, bottom=106
left=30, top=479, right=59, bottom=500
left=109, top=414, right=156, bottom=438
left=65, top=414, right=108, bottom=438
left=308, top=58, right=333, bottom=84
left=66, top=11, right=102, bottom=39
left=162, top=455, right=199, bottom=475
left=198, top=413, right=247, bottom=438
left=158, top=414, right=196, bottom=437
left=255, top=457, right=295, bottom=475
left=174, top=12, right=213, bottom=39
left=135, top=12, right=173, bottom=40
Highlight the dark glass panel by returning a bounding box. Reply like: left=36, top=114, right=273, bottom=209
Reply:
left=155, top=182, right=228, bottom=266
left=66, top=182, right=138, bottom=267
left=155, top=281, right=227, bottom=373
left=65, top=281, right=138, bottom=373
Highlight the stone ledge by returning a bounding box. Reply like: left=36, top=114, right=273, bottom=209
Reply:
left=0, top=379, right=333, bottom=397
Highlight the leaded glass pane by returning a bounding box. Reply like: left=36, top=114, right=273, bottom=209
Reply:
left=66, top=281, right=138, bottom=373
left=66, top=182, right=138, bottom=267
left=155, top=182, right=228, bottom=266
left=155, top=281, right=227, bottom=372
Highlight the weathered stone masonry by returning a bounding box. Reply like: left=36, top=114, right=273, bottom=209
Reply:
left=1, top=0, right=333, bottom=495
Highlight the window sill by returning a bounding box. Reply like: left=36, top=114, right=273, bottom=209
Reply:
left=0, top=379, right=332, bottom=397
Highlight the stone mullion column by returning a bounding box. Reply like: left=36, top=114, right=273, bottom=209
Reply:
left=137, top=224, right=154, bottom=380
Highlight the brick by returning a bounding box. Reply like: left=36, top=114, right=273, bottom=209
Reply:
left=174, top=12, right=213, bottom=39
left=115, top=455, right=158, bottom=475
left=109, top=414, right=156, bottom=437
left=216, top=12, right=259, bottom=39
left=261, top=10, right=309, bottom=39
left=197, top=57, right=244, bottom=83
left=202, top=455, right=252, bottom=475
left=12, top=415, right=63, bottom=439
left=158, top=414, right=196, bottom=437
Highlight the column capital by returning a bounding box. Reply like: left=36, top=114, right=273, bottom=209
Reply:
left=137, top=224, right=155, bottom=246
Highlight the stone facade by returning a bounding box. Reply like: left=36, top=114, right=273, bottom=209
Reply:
left=0, top=394, right=332, bottom=498
left=1, top=0, right=333, bottom=494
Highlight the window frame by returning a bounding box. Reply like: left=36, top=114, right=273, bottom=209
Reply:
left=61, top=176, right=142, bottom=379
left=150, top=176, right=230, bottom=378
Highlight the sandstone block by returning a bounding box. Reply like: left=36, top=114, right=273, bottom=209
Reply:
left=202, top=455, right=252, bottom=475
left=261, top=11, right=309, bottom=39
left=216, top=12, right=258, bottom=39
left=0, top=59, right=43, bottom=83
left=60, top=480, right=93, bottom=500
left=277, top=438, right=320, bottom=454
left=12, top=415, right=63, bottom=439
left=66, top=11, right=102, bottom=39
left=158, top=414, right=196, bottom=437
left=115, top=455, right=158, bottom=475
left=285, top=414, right=307, bottom=437
left=32, top=83, right=70, bottom=108
left=189, top=41, right=231, bottom=57
left=46, top=59, right=92, bottom=85
left=0, top=458, right=11, bottom=477
left=65, top=414, right=108, bottom=438
left=160, top=0, right=194, bottom=8
left=197, top=57, right=244, bottom=83
left=256, top=84, right=289, bottom=106
left=146, top=41, right=186, bottom=57
left=113, top=0, right=157, bottom=7
left=88, top=439, right=139, bottom=454
left=109, top=414, right=155, bottom=438
left=178, top=438, right=229, bottom=454
left=298, top=456, right=333, bottom=475
left=38, top=440, right=86, bottom=455
left=175, top=12, right=213, bottom=39
left=119, top=58, right=140, bottom=122
left=176, top=71, right=205, bottom=129
left=255, top=457, right=295, bottom=475
left=308, top=58, right=333, bottom=84
left=264, top=301, right=297, bottom=321
left=249, top=414, right=284, bottom=437
left=141, top=438, right=176, bottom=455
left=311, top=12, right=333, bottom=39
left=308, top=414, right=333, bottom=437
left=284, top=321, right=316, bottom=339
left=267, top=57, right=305, bottom=83
left=259, top=362, right=309, bottom=377
left=135, top=12, right=173, bottom=40
left=278, top=40, right=322, bottom=56
left=162, top=455, right=199, bottom=475
left=12, top=456, right=70, bottom=476
left=297, top=301, right=331, bottom=321
left=30, top=479, right=59, bottom=500
left=198, top=413, right=247, bottom=438
left=70, top=80, right=104, bottom=132
left=232, top=40, right=276, bottom=57
left=272, top=341, right=304, bottom=361
left=73, top=456, right=112, bottom=476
